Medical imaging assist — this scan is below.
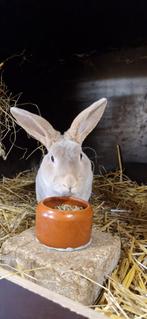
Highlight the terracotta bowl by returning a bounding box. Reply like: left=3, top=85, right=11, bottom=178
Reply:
left=35, top=196, right=93, bottom=250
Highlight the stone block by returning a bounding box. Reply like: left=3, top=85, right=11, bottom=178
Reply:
left=1, top=227, right=121, bottom=305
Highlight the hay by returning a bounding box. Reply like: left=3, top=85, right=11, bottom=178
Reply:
left=92, top=172, right=147, bottom=319
left=54, top=204, right=84, bottom=210
left=0, top=170, right=36, bottom=243
left=0, top=77, right=21, bottom=159
left=0, top=75, right=45, bottom=160
left=0, top=170, right=146, bottom=318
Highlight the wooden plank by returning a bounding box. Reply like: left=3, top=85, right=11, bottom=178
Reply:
left=0, top=268, right=108, bottom=319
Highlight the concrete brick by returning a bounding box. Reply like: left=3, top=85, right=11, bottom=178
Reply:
left=1, top=227, right=121, bottom=305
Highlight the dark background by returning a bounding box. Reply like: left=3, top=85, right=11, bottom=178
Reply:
left=1, top=0, right=147, bottom=181
left=1, top=1, right=147, bottom=58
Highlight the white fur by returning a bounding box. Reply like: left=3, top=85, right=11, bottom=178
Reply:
left=36, top=139, right=93, bottom=201
left=10, top=98, right=107, bottom=202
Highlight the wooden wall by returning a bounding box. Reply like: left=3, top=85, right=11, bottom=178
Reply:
left=61, top=47, right=147, bottom=171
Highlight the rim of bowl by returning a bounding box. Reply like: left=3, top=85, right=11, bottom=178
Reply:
left=38, top=196, right=91, bottom=213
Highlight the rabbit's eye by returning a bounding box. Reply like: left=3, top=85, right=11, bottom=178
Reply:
left=51, top=155, right=54, bottom=162
left=80, top=153, right=83, bottom=160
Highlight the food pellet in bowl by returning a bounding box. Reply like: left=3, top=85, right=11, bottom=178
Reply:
left=54, top=204, right=84, bottom=211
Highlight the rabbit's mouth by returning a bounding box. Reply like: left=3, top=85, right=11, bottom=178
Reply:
left=61, top=187, right=79, bottom=197
left=61, top=191, right=73, bottom=197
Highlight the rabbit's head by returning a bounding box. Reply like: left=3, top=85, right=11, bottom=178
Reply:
left=10, top=98, right=107, bottom=201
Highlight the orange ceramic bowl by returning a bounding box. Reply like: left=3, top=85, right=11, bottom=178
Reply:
left=35, top=196, right=93, bottom=249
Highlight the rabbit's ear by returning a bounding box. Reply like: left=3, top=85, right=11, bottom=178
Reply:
left=10, top=107, right=61, bottom=149
left=65, top=98, right=107, bottom=144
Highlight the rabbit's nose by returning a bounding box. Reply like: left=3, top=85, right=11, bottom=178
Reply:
left=63, top=175, right=76, bottom=191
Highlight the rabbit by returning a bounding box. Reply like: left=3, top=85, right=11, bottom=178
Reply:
left=10, top=98, right=107, bottom=202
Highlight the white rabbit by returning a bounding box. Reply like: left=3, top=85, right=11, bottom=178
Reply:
left=10, top=98, right=107, bottom=202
